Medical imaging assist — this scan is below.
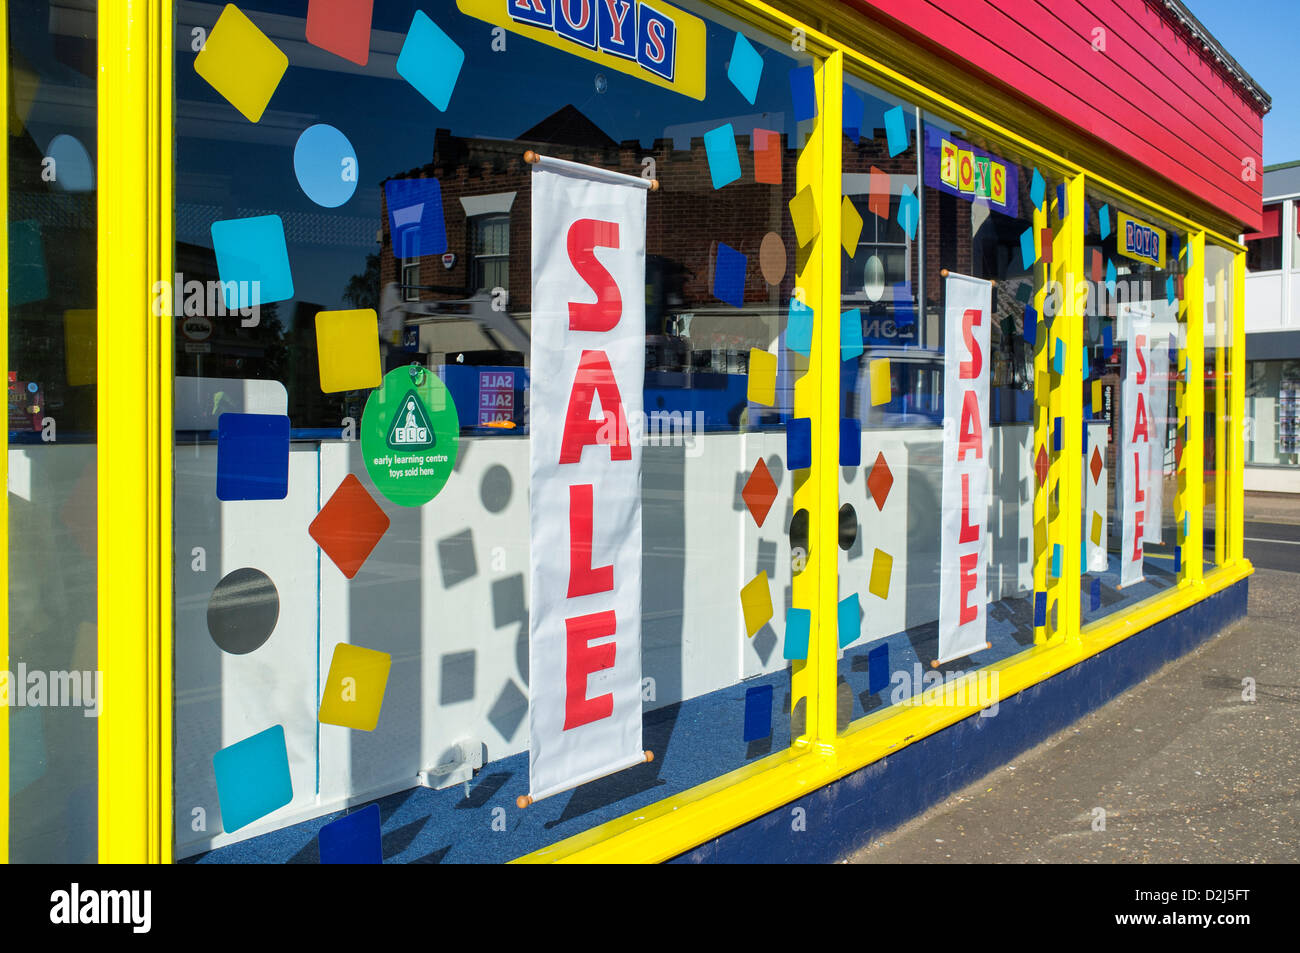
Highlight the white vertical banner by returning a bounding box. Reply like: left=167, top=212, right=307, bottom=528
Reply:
left=1120, top=306, right=1153, bottom=588
left=1084, top=422, right=1109, bottom=573
left=528, top=155, right=648, bottom=802
left=937, top=272, right=993, bottom=665
left=1144, top=333, right=1169, bottom=544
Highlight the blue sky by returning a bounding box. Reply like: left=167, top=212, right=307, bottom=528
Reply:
left=1189, top=0, right=1298, bottom=165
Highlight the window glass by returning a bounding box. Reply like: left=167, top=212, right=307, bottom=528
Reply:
left=173, top=0, right=818, bottom=862
left=1245, top=359, right=1300, bottom=466
left=1244, top=201, right=1281, bottom=271
left=1080, top=190, right=1185, bottom=624
left=1204, top=242, right=1236, bottom=568
left=6, top=0, right=99, bottom=861
left=835, top=85, right=1053, bottom=730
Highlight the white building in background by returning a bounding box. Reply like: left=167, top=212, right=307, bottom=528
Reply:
left=1243, top=163, right=1300, bottom=493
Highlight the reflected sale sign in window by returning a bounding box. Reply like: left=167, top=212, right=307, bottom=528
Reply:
left=478, top=370, right=515, bottom=425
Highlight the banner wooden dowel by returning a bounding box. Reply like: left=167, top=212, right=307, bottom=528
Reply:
left=939, top=268, right=995, bottom=287
left=523, top=149, right=658, bottom=190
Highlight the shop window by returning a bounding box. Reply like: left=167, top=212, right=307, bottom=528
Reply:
left=1245, top=359, right=1300, bottom=466
left=401, top=260, right=420, bottom=302
left=1245, top=203, right=1281, bottom=271
left=1080, top=190, right=1187, bottom=623
left=172, top=0, right=816, bottom=863
left=469, top=212, right=510, bottom=295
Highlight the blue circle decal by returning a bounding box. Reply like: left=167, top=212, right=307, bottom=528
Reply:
left=293, top=124, right=358, bottom=208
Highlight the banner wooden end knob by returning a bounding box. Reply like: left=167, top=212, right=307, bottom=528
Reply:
left=524, top=150, right=540, bottom=164
left=644, top=750, right=655, bottom=763
left=517, top=794, right=533, bottom=809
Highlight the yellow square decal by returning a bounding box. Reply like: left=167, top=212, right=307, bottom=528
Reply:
left=870, top=358, right=891, bottom=406
left=318, top=643, right=392, bottom=731
left=195, top=4, right=289, bottom=123
left=788, top=186, right=819, bottom=247
left=868, top=548, right=893, bottom=600
left=841, top=196, right=864, bottom=258
left=64, top=309, right=96, bottom=386
left=316, top=308, right=382, bottom=393
left=747, top=348, right=776, bottom=406
left=1091, top=378, right=1102, bottom=415
left=1090, top=511, right=1102, bottom=546
left=740, top=572, right=773, bottom=637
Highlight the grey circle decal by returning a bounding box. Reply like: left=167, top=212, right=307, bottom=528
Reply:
left=480, top=464, right=513, bottom=514
left=207, top=567, right=280, bottom=655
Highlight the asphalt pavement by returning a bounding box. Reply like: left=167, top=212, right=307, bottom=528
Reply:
left=846, top=493, right=1299, bottom=863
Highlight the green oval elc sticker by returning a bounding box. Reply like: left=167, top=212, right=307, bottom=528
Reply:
left=361, top=365, right=460, bottom=506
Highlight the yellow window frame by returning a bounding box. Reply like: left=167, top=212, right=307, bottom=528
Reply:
left=0, top=0, right=1250, bottom=864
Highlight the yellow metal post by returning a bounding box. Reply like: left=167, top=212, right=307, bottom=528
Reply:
left=97, top=0, right=174, bottom=863
left=1056, top=174, right=1085, bottom=641
left=1230, top=249, right=1246, bottom=565
left=1032, top=198, right=1051, bottom=641
left=0, top=0, right=10, bottom=866
left=1214, top=265, right=1226, bottom=567
left=789, top=49, right=840, bottom=748
left=1184, top=233, right=1205, bottom=584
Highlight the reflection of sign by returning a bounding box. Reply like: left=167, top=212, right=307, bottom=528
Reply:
left=181, top=315, right=212, bottom=341
left=926, top=127, right=1016, bottom=215
left=861, top=318, right=916, bottom=346
left=1117, top=211, right=1164, bottom=268
left=361, top=366, right=459, bottom=506
left=458, top=0, right=707, bottom=100
left=938, top=272, right=993, bottom=664
left=528, top=155, right=648, bottom=802
left=478, top=370, right=515, bottom=424
left=442, top=252, right=456, bottom=269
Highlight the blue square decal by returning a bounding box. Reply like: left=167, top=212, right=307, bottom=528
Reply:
left=867, top=643, right=889, bottom=695
left=784, top=608, right=811, bottom=660
left=385, top=177, right=448, bottom=259
left=883, top=105, right=908, bottom=157
left=727, top=31, right=763, bottom=104
left=786, top=299, right=814, bottom=356
left=841, top=308, right=864, bottom=360
left=712, top=242, right=747, bottom=307
left=743, top=684, right=773, bottom=742
left=838, top=593, right=860, bottom=649
left=787, top=417, right=812, bottom=470
left=217, top=413, right=290, bottom=501
left=1034, top=591, right=1047, bottom=627
left=840, top=417, right=861, bottom=467
left=843, top=84, right=864, bottom=140
left=210, top=215, right=294, bottom=309
left=703, top=124, right=742, bottom=189
left=396, top=10, right=465, bottom=110
left=213, top=725, right=293, bottom=833
left=789, top=65, right=816, bottom=122
left=319, top=803, right=382, bottom=864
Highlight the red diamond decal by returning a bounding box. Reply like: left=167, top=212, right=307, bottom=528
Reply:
left=1090, top=445, right=1104, bottom=485
left=310, top=474, right=391, bottom=579
left=1035, top=445, right=1049, bottom=487
left=742, top=458, right=779, bottom=527
left=867, top=451, right=893, bottom=511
